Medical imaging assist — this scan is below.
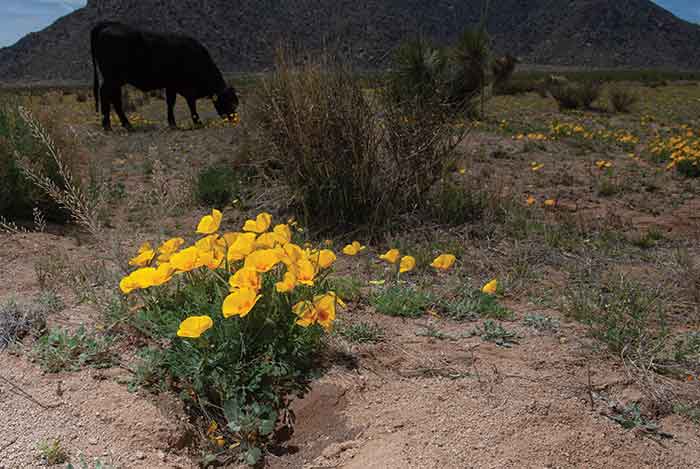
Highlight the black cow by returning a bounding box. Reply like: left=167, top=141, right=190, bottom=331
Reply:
left=91, top=21, right=238, bottom=131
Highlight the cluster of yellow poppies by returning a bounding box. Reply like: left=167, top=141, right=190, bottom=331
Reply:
left=120, top=209, right=467, bottom=341
left=549, top=121, right=638, bottom=148
left=648, top=126, right=700, bottom=170
left=121, top=210, right=345, bottom=339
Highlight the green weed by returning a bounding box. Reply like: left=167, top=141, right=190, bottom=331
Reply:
left=370, top=285, right=434, bottom=318
left=523, top=314, right=559, bottom=332
left=37, top=439, right=69, bottom=465
left=337, top=322, right=385, bottom=344
left=470, top=320, right=520, bottom=347
left=34, top=326, right=114, bottom=373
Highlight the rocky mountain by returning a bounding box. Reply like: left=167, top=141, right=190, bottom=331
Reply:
left=1, top=0, right=699, bottom=83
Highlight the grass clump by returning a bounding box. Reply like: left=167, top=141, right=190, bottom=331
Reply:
left=38, top=439, right=69, bottom=465
left=337, top=322, right=385, bottom=344
left=523, top=314, right=560, bottom=332
left=429, top=182, right=487, bottom=226
left=370, top=285, right=434, bottom=318
left=440, top=289, right=513, bottom=321
left=564, top=275, right=667, bottom=356
left=673, top=403, right=700, bottom=424
left=327, top=276, right=363, bottom=303
left=195, top=162, right=241, bottom=207
left=608, top=86, right=638, bottom=113
left=34, top=326, right=114, bottom=373
left=470, top=320, right=520, bottom=347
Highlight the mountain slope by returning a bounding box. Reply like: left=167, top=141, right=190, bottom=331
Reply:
left=0, top=0, right=699, bottom=83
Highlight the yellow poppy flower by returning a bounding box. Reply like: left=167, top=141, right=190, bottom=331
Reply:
left=312, top=294, right=337, bottom=330
left=530, top=162, right=544, bottom=171
left=157, top=237, right=185, bottom=262
left=151, top=263, right=175, bottom=286
left=129, top=242, right=155, bottom=267
left=176, top=315, right=214, bottom=338
left=482, top=278, right=498, bottom=295
left=229, top=268, right=261, bottom=292
left=342, top=241, right=366, bottom=256
left=222, top=288, right=262, bottom=318
left=430, top=254, right=456, bottom=270
left=243, top=212, right=272, bottom=233
left=197, top=248, right=224, bottom=270
left=119, top=266, right=161, bottom=293
left=290, top=258, right=316, bottom=286
left=196, top=209, right=223, bottom=235
left=292, top=300, right=315, bottom=327
left=379, top=249, right=400, bottom=264
left=273, top=224, right=292, bottom=244
left=275, top=271, right=297, bottom=293
left=243, top=249, right=282, bottom=273
left=544, top=199, right=556, bottom=208
left=526, top=195, right=536, bottom=206
left=221, top=232, right=241, bottom=247
left=281, top=243, right=305, bottom=266
left=254, top=232, right=287, bottom=249
left=170, top=246, right=201, bottom=272
left=399, top=256, right=416, bottom=273
left=227, top=233, right=257, bottom=261
left=316, top=249, right=336, bottom=269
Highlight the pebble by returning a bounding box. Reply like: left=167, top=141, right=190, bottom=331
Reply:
left=135, top=450, right=146, bottom=460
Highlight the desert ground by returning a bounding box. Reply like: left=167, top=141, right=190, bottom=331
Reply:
left=1, top=77, right=699, bottom=469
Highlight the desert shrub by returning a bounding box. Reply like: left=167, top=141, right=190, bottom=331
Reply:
left=0, top=100, right=70, bottom=223
left=196, top=162, right=241, bottom=207
left=249, top=52, right=467, bottom=234
left=549, top=80, right=602, bottom=110
left=609, top=86, right=638, bottom=113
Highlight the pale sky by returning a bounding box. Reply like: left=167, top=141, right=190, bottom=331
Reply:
left=0, top=0, right=698, bottom=48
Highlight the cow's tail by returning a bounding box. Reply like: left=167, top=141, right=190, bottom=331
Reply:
left=91, top=26, right=99, bottom=113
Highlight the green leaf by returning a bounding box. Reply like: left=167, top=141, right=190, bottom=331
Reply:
left=259, top=418, right=275, bottom=436
left=245, top=447, right=262, bottom=465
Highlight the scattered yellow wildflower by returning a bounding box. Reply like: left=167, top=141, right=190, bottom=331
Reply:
left=342, top=241, right=366, bottom=256
left=157, top=237, right=185, bottom=262
left=431, top=254, right=456, bottom=271
left=379, top=249, right=400, bottom=264
left=244, top=249, right=283, bottom=273
left=482, top=278, right=498, bottom=295
left=129, top=242, right=155, bottom=267
left=275, top=271, right=297, bottom=293
left=170, top=246, right=201, bottom=272
left=399, top=256, right=416, bottom=273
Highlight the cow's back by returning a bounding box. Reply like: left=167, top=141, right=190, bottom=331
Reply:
left=93, top=22, right=224, bottom=95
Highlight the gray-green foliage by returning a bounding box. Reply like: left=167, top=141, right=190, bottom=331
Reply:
left=337, top=322, right=385, bottom=344
left=470, top=320, right=520, bottom=347
left=370, top=285, right=434, bottom=318
left=34, top=326, right=114, bottom=373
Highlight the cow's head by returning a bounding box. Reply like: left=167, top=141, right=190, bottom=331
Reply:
left=213, top=87, right=239, bottom=120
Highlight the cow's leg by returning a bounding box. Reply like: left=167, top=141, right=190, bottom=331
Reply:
left=100, top=83, right=112, bottom=131
left=166, top=88, right=177, bottom=129
left=111, top=86, right=133, bottom=132
left=186, top=97, right=202, bottom=127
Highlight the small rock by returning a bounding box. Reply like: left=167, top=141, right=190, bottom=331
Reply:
left=322, top=443, right=343, bottom=459
left=157, top=450, right=166, bottom=461
left=135, top=451, right=146, bottom=460
left=88, top=437, right=98, bottom=445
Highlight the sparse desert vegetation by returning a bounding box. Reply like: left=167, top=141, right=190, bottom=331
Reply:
left=1, top=37, right=700, bottom=469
